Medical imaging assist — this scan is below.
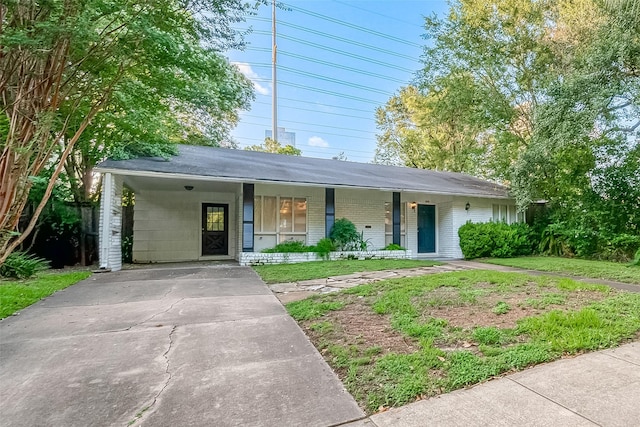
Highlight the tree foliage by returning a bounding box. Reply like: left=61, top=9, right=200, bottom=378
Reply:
left=245, top=138, right=302, bottom=155
left=0, top=0, right=259, bottom=263
left=376, top=0, right=640, bottom=258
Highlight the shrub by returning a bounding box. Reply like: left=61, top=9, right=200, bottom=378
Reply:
left=262, top=241, right=311, bottom=253
left=0, top=251, right=50, bottom=279
left=631, top=248, right=640, bottom=267
left=330, top=218, right=361, bottom=251
left=314, top=238, right=336, bottom=259
left=383, top=243, right=406, bottom=251
left=458, top=221, right=533, bottom=259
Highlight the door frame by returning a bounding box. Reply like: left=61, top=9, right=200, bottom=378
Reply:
left=201, top=203, right=229, bottom=256
left=416, top=204, right=437, bottom=254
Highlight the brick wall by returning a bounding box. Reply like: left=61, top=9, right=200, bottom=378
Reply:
left=239, top=250, right=413, bottom=266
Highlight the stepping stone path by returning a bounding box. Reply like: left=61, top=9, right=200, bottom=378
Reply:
left=270, top=264, right=468, bottom=303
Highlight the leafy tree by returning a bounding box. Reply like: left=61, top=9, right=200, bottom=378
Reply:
left=245, top=138, right=302, bottom=155
left=376, top=0, right=557, bottom=181
left=0, top=0, right=259, bottom=263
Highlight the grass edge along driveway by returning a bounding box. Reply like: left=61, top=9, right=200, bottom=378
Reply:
left=482, top=256, right=640, bottom=285
left=0, top=271, right=92, bottom=319
left=285, top=270, right=640, bottom=414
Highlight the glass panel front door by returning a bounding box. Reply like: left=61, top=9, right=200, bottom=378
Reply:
left=202, top=203, right=228, bottom=255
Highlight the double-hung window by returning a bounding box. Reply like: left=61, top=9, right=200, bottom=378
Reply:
left=492, top=204, right=524, bottom=224
left=384, top=202, right=406, bottom=247
left=254, top=196, right=307, bottom=243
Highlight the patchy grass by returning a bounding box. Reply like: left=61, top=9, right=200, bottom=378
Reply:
left=286, top=270, right=640, bottom=414
left=0, top=271, right=91, bottom=319
left=253, top=259, right=442, bottom=284
left=483, top=256, right=640, bottom=284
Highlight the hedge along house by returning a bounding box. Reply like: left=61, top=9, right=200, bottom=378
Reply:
left=95, top=145, right=518, bottom=271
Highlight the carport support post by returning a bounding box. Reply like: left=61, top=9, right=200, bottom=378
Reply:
left=392, top=192, right=401, bottom=246
left=242, top=183, right=255, bottom=252
left=99, top=173, right=113, bottom=269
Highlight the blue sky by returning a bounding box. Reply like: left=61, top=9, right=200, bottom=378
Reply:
left=226, top=0, right=449, bottom=163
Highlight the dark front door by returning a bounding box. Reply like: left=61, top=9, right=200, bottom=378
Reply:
left=417, top=204, right=436, bottom=253
left=202, top=203, right=228, bottom=256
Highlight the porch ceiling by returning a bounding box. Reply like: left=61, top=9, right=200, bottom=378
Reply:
left=122, top=174, right=240, bottom=193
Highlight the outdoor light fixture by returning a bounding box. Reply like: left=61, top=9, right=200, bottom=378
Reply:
left=184, top=185, right=194, bottom=191
left=465, top=202, right=471, bottom=211
left=410, top=202, right=417, bottom=211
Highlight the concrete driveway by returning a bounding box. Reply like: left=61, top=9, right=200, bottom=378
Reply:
left=0, top=263, right=364, bottom=427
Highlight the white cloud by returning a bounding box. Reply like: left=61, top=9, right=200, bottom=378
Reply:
left=232, top=62, right=269, bottom=95
left=308, top=136, right=329, bottom=148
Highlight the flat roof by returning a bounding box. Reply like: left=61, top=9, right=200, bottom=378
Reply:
left=96, top=145, right=510, bottom=198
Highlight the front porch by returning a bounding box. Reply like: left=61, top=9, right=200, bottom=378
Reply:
left=98, top=173, right=487, bottom=271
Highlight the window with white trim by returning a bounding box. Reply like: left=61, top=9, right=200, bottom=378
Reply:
left=254, top=196, right=307, bottom=243
left=492, top=204, right=523, bottom=224
left=384, top=202, right=406, bottom=247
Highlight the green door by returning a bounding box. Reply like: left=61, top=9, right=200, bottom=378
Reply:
left=417, top=205, right=436, bottom=253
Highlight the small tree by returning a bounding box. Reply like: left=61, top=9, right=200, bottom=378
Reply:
left=245, top=138, right=302, bottom=155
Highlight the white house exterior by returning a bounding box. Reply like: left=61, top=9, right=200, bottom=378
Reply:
left=96, top=145, right=519, bottom=271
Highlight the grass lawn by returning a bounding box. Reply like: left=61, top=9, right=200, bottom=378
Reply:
left=482, top=256, right=640, bottom=285
left=285, top=270, right=640, bottom=414
left=252, top=259, right=442, bottom=284
left=0, top=271, right=92, bottom=319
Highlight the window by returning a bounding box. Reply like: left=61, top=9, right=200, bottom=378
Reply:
left=206, top=206, right=225, bottom=231
left=492, top=204, right=522, bottom=224
left=384, top=202, right=406, bottom=247
left=254, top=195, right=307, bottom=243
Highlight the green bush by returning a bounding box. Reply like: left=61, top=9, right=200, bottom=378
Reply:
left=383, top=243, right=406, bottom=251
left=314, top=238, right=336, bottom=258
left=458, top=221, right=533, bottom=259
left=262, top=240, right=312, bottom=253
left=0, top=251, right=50, bottom=279
left=330, top=218, right=361, bottom=251
left=631, top=248, right=640, bottom=267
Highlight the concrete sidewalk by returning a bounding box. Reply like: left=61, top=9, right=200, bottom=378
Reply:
left=346, top=341, right=640, bottom=427
left=0, top=263, right=364, bottom=427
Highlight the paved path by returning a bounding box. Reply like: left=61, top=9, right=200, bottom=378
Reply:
left=0, top=264, right=364, bottom=427
left=269, top=264, right=467, bottom=303
left=270, top=260, right=639, bottom=303
left=347, top=341, right=640, bottom=427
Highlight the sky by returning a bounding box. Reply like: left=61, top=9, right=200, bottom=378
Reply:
left=226, top=0, right=449, bottom=163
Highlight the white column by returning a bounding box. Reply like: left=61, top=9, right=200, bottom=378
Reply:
left=99, top=172, right=114, bottom=269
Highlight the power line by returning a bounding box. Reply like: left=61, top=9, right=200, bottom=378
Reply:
left=252, top=101, right=374, bottom=121
left=268, top=32, right=415, bottom=73
left=251, top=18, right=419, bottom=62
left=278, top=65, right=393, bottom=96
left=237, top=121, right=376, bottom=141
left=278, top=81, right=384, bottom=104
left=248, top=62, right=394, bottom=95
left=243, top=113, right=375, bottom=134
left=331, top=0, right=424, bottom=29
left=278, top=97, right=376, bottom=114
left=280, top=3, right=422, bottom=48
left=246, top=48, right=408, bottom=84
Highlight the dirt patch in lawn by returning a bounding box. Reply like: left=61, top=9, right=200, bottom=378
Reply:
left=302, top=300, right=418, bottom=355
left=420, top=283, right=608, bottom=329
